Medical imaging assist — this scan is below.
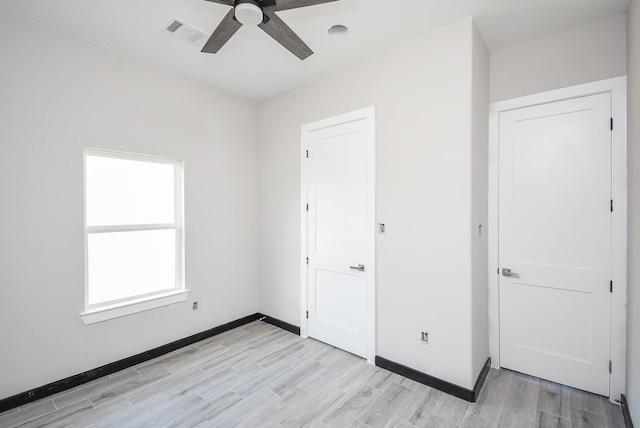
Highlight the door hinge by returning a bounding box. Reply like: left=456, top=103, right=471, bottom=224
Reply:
left=306, top=310, right=309, bottom=319
left=306, top=203, right=309, bottom=211
left=610, top=280, right=613, bottom=293
left=610, top=118, right=613, bottom=131
left=306, top=150, right=309, bottom=158
left=610, top=200, right=613, bottom=212
left=306, top=257, right=309, bottom=265
left=609, top=360, right=612, bottom=373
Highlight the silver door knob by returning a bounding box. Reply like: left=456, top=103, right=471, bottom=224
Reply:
left=502, top=268, right=518, bottom=277
left=350, top=264, right=365, bottom=272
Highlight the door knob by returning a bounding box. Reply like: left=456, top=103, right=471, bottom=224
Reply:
left=350, top=264, right=365, bottom=272
left=502, top=268, right=518, bottom=277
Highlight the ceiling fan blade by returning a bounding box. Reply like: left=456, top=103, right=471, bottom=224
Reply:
left=267, top=0, right=340, bottom=12
left=259, top=10, right=313, bottom=60
left=201, top=8, right=242, bottom=54
left=202, top=0, right=234, bottom=5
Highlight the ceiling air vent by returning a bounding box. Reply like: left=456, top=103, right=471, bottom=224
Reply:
left=163, top=18, right=208, bottom=45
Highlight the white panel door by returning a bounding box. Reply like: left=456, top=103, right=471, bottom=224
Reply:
left=499, top=93, right=611, bottom=395
left=306, top=118, right=370, bottom=358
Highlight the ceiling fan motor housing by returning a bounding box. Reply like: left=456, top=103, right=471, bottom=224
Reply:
left=234, top=0, right=264, bottom=26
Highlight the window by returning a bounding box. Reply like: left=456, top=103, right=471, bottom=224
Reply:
left=81, top=149, right=187, bottom=324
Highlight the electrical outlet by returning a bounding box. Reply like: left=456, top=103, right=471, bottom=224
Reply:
left=421, top=331, right=429, bottom=344
left=192, top=301, right=199, bottom=311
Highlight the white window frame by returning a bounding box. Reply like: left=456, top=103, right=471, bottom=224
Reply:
left=80, top=148, right=188, bottom=325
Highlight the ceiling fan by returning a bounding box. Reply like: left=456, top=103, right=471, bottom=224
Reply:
left=202, top=0, right=340, bottom=60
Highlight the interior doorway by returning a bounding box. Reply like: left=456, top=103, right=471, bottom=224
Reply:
left=488, top=77, right=627, bottom=400
left=300, top=107, right=376, bottom=363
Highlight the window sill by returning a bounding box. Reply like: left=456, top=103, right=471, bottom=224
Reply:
left=80, top=290, right=190, bottom=325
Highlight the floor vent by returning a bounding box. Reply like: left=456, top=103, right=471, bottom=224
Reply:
left=163, top=18, right=207, bottom=45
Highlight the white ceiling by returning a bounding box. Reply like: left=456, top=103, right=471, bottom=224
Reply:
left=0, top=0, right=629, bottom=100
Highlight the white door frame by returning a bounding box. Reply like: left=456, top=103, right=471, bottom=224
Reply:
left=300, top=106, right=376, bottom=364
left=488, top=77, right=627, bottom=401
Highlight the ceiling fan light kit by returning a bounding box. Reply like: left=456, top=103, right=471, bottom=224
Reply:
left=202, top=0, right=340, bottom=60
left=234, top=0, right=263, bottom=26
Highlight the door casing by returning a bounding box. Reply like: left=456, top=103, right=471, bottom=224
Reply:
left=488, top=77, right=627, bottom=401
left=300, top=106, right=376, bottom=364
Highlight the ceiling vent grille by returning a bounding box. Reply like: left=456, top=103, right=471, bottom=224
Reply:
left=163, top=18, right=207, bottom=45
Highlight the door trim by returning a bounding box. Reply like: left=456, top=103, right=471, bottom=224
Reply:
left=488, top=77, right=627, bottom=401
left=300, top=106, right=376, bottom=364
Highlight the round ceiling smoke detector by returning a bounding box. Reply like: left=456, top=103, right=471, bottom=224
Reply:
left=235, top=1, right=263, bottom=26
left=328, top=24, right=349, bottom=37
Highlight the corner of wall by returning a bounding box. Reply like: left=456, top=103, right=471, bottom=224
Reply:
left=470, top=19, right=491, bottom=384
left=626, top=0, right=640, bottom=424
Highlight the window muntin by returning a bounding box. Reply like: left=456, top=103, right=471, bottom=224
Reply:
left=84, top=149, right=183, bottom=312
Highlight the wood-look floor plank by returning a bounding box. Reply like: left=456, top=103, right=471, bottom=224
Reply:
left=385, top=416, right=418, bottom=427
left=4, top=322, right=625, bottom=428
left=487, top=368, right=513, bottom=385
left=284, top=339, right=326, bottom=366
left=88, top=366, right=171, bottom=407
left=236, top=343, right=288, bottom=370
left=497, top=409, right=534, bottom=428
left=53, top=369, right=140, bottom=410
left=432, top=392, right=471, bottom=425
left=0, top=400, right=56, bottom=428
left=173, top=390, right=242, bottom=427
left=18, top=399, right=93, bottom=428
left=279, top=385, right=345, bottom=427
left=205, top=387, right=279, bottom=428
left=270, top=360, right=324, bottom=396
left=126, top=365, right=203, bottom=404
left=89, top=393, right=169, bottom=428
left=255, top=342, right=306, bottom=368
left=236, top=386, right=314, bottom=428
left=537, top=379, right=570, bottom=420
left=197, top=363, right=261, bottom=401
left=535, top=410, right=571, bottom=428
left=321, top=384, right=380, bottom=427
left=602, top=401, right=626, bottom=428
left=166, top=364, right=235, bottom=402
left=331, top=360, right=378, bottom=393
left=461, top=413, right=499, bottom=428
left=569, top=408, right=607, bottom=428
left=297, top=359, right=351, bottom=395
left=196, top=343, right=253, bottom=371
left=569, top=388, right=605, bottom=417
left=469, top=378, right=507, bottom=423
left=63, top=397, right=131, bottom=428
left=357, top=382, right=413, bottom=428
left=424, top=414, right=459, bottom=428
left=232, top=361, right=292, bottom=398
left=247, top=329, right=290, bottom=348
left=502, top=374, right=539, bottom=420
left=366, top=367, right=400, bottom=391
left=395, top=384, right=443, bottom=426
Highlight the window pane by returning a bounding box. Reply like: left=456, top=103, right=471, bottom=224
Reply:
left=86, top=155, right=175, bottom=226
left=87, top=229, right=176, bottom=305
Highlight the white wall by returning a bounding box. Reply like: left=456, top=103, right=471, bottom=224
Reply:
left=471, top=23, right=490, bottom=380
left=0, top=12, right=259, bottom=400
left=490, top=14, right=627, bottom=102
left=626, top=0, right=640, bottom=423
left=258, top=18, right=489, bottom=390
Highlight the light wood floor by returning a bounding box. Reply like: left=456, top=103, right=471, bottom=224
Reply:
left=0, top=321, right=627, bottom=427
